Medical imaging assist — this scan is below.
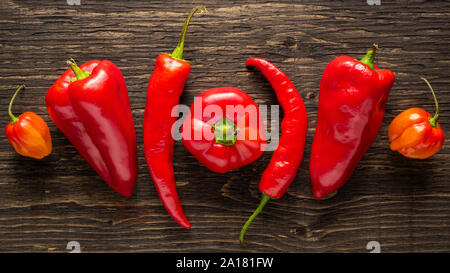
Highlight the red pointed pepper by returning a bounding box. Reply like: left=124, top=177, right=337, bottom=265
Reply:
left=144, top=6, right=205, bottom=229
left=5, top=84, right=52, bottom=159
left=240, top=58, right=308, bottom=244
left=181, top=87, right=266, bottom=173
left=46, top=59, right=138, bottom=197
left=310, top=44, right=395, bottom=200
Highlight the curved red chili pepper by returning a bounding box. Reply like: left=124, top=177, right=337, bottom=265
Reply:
left=239, top=58, right=308, bottom=244
left=144, top=6, right=205, bottom=229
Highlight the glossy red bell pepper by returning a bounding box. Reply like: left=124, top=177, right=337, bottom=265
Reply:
left=310, top=44, right=395, bottom=200
left=181, top=87, right=266, bottom=173
left=46, top=59, right=138, bottom=197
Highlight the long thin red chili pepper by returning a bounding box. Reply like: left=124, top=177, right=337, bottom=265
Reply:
left=144, top=6, right=205, bottom=229
left=240, top=58, right=308, bottom=244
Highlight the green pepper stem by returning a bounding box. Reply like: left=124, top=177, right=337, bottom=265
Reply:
left=239, top=193, right=271, bottom=245
left=421, top=77, right=439, bottom=128
left=360, top=44, right=378, bottom=70
left=213, top=117, right=238, bottom=146
left=170, top=6, right=206, bottom=60
left=8, top=84, right=26, bottom=125
left=66, top=58, right=91, bottom=81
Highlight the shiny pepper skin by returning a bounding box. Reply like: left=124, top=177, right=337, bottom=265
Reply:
left=239, top=58, right=308, bottom=245
left=46, top=59, right=138, bottom=197
left=181, top=87, right=266, bottom=174
left=389, top=78, right=445, bottom=159
left=144, top=6, right=206, bottom=229
left=310, top=44, right=395, bottom=200
left=5, top=85, right=52, bottom=159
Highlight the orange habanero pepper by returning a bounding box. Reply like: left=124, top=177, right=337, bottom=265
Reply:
left=388, top=78, right=445, bottom=159
left=5, top=85, right=52, bottom=159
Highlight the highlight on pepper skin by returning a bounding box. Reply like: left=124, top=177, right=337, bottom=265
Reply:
left=46, top=58, right=138, bottom=198
left=309, top=44, right=395, bottom=201
left=240, top=58, right=309, bottom=245
left=143, top=6, right=206, bottom=230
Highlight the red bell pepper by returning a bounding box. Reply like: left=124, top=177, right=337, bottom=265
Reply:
left=181, top=87, right=266, bottom=173
left=46, top=59, right=138, bottom=197
left=310, top=44, right=395, bottom=200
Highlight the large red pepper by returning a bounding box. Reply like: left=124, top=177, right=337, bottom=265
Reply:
left=181, top=87, right=266, bottom=173
left=144, top=6, right=205, bottom=229
left=310, top=44, right=395, bottom=200
left=240, top=58, right=308, bottom=244
left=46, top=59, right=138, bottom=197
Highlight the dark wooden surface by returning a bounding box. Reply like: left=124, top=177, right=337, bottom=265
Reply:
left=0, top=0, right=449, bottom=253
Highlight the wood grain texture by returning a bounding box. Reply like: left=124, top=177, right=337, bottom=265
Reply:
left=0, top=0, right=449, bottom=252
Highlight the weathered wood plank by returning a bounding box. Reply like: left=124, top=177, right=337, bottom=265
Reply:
left=0, top=0, right=449, bottom=252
